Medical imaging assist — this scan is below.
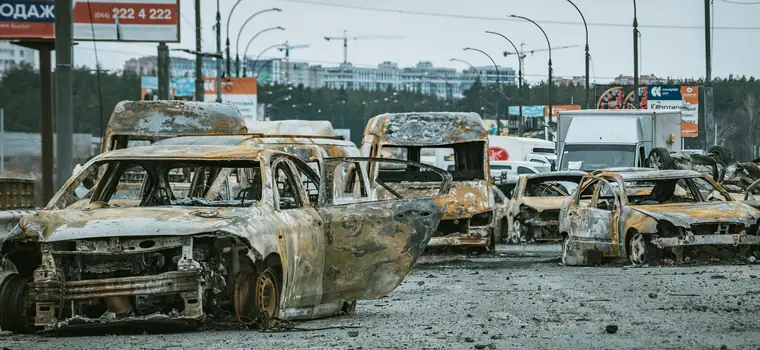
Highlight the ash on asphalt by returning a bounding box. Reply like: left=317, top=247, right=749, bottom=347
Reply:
left=4, top=243, right=760, bottom=350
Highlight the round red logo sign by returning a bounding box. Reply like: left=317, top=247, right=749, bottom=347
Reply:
left=489, top=146, right=509, bottom=161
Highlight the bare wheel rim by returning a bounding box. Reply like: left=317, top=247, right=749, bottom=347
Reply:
left=630, top=233, right=647, bottom=264
left=561, top=236, right=568, bottom=265
left=257, top=269, right=278, bottom=321
left=648, top=154, right=661, bottom=169
left=512, top=220, right=522, bottom=243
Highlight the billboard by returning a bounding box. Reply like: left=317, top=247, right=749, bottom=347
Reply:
left=140, top=76, right=193, bottom=100
left=204, top=77, right=258, bottom=123
left=0, top=0, right=180, bottom=42
left=483, top=119, right=509, bottom=135
left=647, top=85, right=699, bottom=138
left=508, top=105, right=545, bottom=118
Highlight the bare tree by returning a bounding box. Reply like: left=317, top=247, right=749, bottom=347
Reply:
left=734, top=92, right=760, bottom=160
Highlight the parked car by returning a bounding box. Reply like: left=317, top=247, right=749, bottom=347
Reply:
left=0, top=145, right=452, bottom=333
left=560, top=169, right=760, bottom=266
left=505, top=171, right=587, bottom=244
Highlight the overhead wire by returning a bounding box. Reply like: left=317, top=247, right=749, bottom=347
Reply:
left=718, top=0, right=760, bottom=4
left=279, top=0, right=760, bottom=30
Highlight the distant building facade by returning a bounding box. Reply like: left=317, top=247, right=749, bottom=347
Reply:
left=0, top=40, right=35, bottom=77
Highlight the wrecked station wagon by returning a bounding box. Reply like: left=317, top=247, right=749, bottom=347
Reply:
left=560, top=169, right=760, bottom=266
left=506, top=171, right=587, bottom=244
left=0, top=145, right=452, bottom=333
left=361, top=112, right=501, bottom=250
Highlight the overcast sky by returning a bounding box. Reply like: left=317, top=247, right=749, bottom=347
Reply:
left=71, top=0, right=760, bottom=83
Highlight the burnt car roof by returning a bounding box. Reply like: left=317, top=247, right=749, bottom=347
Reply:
left=95, top=145, right=267, bottom=161
left=525, top=171, right=588, bottom=180
left=152, top=134, right=353, bottom=147
left=603, top=169, right=705, bottom=181
left=591, top=167, right=654, bottom=174
left=365, top=112, right=487, bottom=146
left=107, top=101, right=247, bottom=136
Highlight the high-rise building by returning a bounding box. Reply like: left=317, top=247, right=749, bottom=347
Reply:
left=0, top=41, right=36, bottom=77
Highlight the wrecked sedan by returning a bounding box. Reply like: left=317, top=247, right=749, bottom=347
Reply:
left=0, top=145, right=451, bottom=333
left=361, top=112, right=500, bottom=250
left=745, top=178, right=760, bottom=210
left=506, top=171, right=587, bottom=244
left=560, top=169, right=760, bottom=266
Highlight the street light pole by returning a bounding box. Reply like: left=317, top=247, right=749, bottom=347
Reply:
left=250, top=43, right=286, bottom=78
left=225, top=0, right=244, bottom=79
left=486, top=30, right=525, bottom=136
left=234, top=8, right=282, bottom=77
left=566, top=0, right=591, bottom=109
left=464, top=47, right=501, bottom=134
left=240, top=27, right=285, bottom=77
left=633, top=0, right=640, bottom=108
left=215, top=0, right=222, bottom=102
left=511, top=15, right=553, bottom=141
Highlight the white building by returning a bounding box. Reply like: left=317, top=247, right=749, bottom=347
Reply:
left=0, top=41, right=36, bottom=77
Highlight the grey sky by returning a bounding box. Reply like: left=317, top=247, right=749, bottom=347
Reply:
left=72, top=0, right=760, bottom=83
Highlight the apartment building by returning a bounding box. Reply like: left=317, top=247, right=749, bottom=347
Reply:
left=0, top=40, right=35, bottom=77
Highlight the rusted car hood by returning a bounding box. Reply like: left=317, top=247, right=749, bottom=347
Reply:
left=383, top=180, right=489, bottom=220
left=520, top=197, right=568, bottom=212
left=15, top=207, right=251, bottom=242
left=630, top=202, right=760, bottom=227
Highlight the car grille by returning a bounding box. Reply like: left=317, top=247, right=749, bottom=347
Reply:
left=690, top=223, right=744, bottom=236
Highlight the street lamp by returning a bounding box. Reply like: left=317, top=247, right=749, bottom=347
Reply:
left=464, top=47, right=503, bottom=134
left=486, top=31, right=525, bottom=136
left=632, top=0, right=640, bottom=108
left=510, top=14, right=553, bottom=141
left=249, top=43, right=286, bottom=78
left=239, top=26, right=285, bottom=77
left=228, top=7, right=282, bottom=77
left=566, top=0, right=591, bottom=109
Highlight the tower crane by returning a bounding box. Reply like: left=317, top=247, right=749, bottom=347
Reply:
left=278, top=41, right=309, bottom=84
left=324, top=30, right=405, bottom=64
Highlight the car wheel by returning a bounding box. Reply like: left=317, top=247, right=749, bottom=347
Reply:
left=561, top=235, right=569, bottom=265
left=708, top=145, right=733, bottom=166
left=646, top=148, right=674, bottom=170
left=509, top=218, right=523, bottom=244
left=341, top=300, right=357, bottom=314
left=0, top=272, right=37, bottom=334
left=234, top=265, right=281, bottom=328
left=628, top=232, right=657, bottom=265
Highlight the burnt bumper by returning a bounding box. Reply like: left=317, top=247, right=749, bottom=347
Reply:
left=428, top=227, right=491, bottom=247
left=653, top=233, right=760, bottom=248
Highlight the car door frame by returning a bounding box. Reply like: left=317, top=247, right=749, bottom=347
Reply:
left=567, top=176, right=621, bottom=245
left=316, top=156, right=452, bottom=303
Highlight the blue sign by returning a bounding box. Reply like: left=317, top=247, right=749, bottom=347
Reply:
left=141, top=76, right=194, bottom=97
left=647, top=85, right=682, bottom=100
left=508, top=105, right=545, bottom=118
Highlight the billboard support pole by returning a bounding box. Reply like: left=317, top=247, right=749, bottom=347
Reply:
left=216, top=0, right=223, bottom=103
left=195, top=0, right=204, bottom=102
left=704, top=0, right=714, bottom=149
left=54, top=0, right=74, bottom=191
left=157, top=42, right=170, bottom=100
left=632, top=0, right=639, bottom=108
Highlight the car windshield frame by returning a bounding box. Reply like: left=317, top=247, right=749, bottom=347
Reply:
left=561, top=144, right=637, bottom=171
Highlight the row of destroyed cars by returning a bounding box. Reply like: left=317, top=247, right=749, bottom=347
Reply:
left=1, top=100, right=759, bottom=334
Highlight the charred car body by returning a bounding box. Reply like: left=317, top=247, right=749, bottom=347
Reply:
left=0, top=145, right=451, bottom=333
left=560, top=169, right=760, bottom=266
left=506, top=171, right=587, bottom=244
left=361, top=112, right=500, bottom=249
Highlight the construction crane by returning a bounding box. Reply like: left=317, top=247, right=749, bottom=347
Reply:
left=324, top=30, right=404, bottom=64
left=504, top=44, right=580, bottom=58
left=278, top=41, right=309, bottom=84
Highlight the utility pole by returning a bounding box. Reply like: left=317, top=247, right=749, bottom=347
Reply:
left=195, top=0, right=203, bottom=101
left=55, top=0, right=74, bottom=189
left=632, top=0, right=640, bottom=108
left=704, top=0, right=714, bottom=149
left=157, top=42, right=170, bottom=100
left=215, top=0, right=222, bottom=103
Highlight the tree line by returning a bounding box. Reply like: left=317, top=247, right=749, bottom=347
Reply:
left=1, top=63, right=758, bottom=160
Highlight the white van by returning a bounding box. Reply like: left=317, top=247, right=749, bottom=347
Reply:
left=488, top=135, right=556, bottom=169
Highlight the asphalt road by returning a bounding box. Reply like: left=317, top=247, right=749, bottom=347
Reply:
left=3, top=244, right=760, bottom=350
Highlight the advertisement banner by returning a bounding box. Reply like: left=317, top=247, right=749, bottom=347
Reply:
left=0, top=0, right=180, bottom=42
left=545, top=105, right=581, bottom=122
left=596, top=87, right=625, bottom=109
left=140, top=76, right=194, bottom=100
left=647, top=85, right=699, bottom=138
left=508, top=105, right=545, bottom=118
left=204, top=77, right=258, bottom=123
left=482, top=119, right=509, bottom=135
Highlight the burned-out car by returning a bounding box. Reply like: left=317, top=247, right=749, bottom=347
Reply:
left=0, top=145, right=451, bottom=333
left=745, top=178, right=760, bottom=210
left=560, top=169, right=760, bottom=266
left=361, top=112, right=500, bottom=250
left=506, top=171, right=587, bottom=244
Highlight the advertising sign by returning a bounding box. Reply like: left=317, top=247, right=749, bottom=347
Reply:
left=508, top=106, right=545, bottom=118
left=140, top=76, right=193, bottom=100
left=596, top=87, right=625, bottom=109
left=482, top=119, right=509, bottom=135
left=0, top=0, right=180, bottom=42
left=647, top=85, right=699, bottom=138
left=204, top=77, right=258, bottom=123
left=545, top=105, right=581, bottom=122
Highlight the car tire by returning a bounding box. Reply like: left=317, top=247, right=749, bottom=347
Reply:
left=646, top=148, right=674, bottom=170
left=708, top=145, right=733, bottom=166
left=341, top=300, right=357, bottom=314
left=628, top=232, right=658, bottom=266
left=0, top=272, right=37, bottom=334
left=234, top=265, right=281, bottom=328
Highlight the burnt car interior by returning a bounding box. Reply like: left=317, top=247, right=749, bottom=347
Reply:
left=523, top=177, right=584, bottom=197
left=622, top=178, right=722, bottom=205
left=377, top=142, right=485, bottom=182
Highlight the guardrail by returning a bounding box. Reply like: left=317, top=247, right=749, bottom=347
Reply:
left=0, top=209, right=38, bottom=243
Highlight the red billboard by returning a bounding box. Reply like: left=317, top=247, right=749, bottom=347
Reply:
left=0, top=0, right=180, bottom=42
